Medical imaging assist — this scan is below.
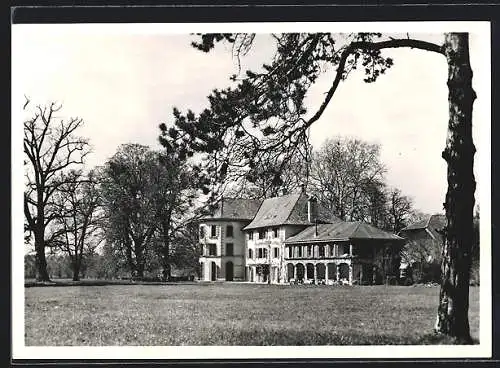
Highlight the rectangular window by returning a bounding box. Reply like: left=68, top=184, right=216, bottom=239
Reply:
left=258, top=229, right=266, bottom=239
left=307, top=245, right=312, bottom=257
left=273, top=227, right=279, bottom=238
left=226, top=225, right=233, bottom=238
left=248, top=249, right=253, bottom=258
left=273, top=247, right=279, bottom=258
left=330, top=244, right=335, bottom=257
left=343, top=244, right=350, bottom=256
left=209, top=244, right=217, bottom=256
left=298, top=246, right=303, bottom=258
left=226, top=243, right=234, bottom=256
left=210, top=225, right=217, bottom=238
left=351, top=245, right=358, bottom=257
left=248, top=231, right=254, bottom=240
left=319, top=245, right=325, bottom=257
left=258, top=248, right=263, bottom=258
left=199, top=226, right=205, bottom=239
left=287, top=247, right=292, bottom=258
left=263, top=248, right=268, bottom=258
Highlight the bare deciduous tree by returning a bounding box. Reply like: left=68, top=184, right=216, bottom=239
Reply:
left=386, top=187, right=414, bottom=233
left=100, top=144, right=201, bottom=280
left=24, top=101, right=90, bottom=281
left=49, top=170, right=103, bottom=281
left=310, top=137, right=386, bottom=222
left=99, top=144, right=158, bottom=279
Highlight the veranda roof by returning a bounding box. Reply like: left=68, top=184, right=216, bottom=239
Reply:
left=285, top=221, right=404, bottom=244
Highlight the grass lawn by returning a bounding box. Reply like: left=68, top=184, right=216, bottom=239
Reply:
left=24, top=283, right=480, bottom=346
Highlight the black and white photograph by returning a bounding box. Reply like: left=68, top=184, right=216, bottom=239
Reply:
left=12, top=19, right=492, bottom=360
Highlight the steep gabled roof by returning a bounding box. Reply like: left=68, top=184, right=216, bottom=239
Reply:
left=285, top=221, right=404, bottom=244
left=399, top=214, right=447, bottom=241
left=201, top=197, right=262, bottom=221
left=400, top=214, right=446, bottom=233
left=402, top=217, right=431, bottom=231
left=428, top=214, right=447, bottom=232
left=243, top=192, right=340, bottom=230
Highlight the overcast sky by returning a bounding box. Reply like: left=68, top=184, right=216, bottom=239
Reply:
left=12, top=23, right=490, bottom=215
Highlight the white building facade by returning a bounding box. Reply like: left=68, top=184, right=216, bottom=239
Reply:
left=198, top=191, right=404, bottom=285
left=198, top=198, right=261, bottom=281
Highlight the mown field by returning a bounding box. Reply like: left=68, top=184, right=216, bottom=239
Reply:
left=24, top=283, right=479, bottom=346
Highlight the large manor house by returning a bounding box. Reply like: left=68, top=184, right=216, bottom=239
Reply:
left=198, top=189, right=405, bottom=285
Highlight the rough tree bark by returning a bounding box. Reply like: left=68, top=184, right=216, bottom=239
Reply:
left=72, top=260, right=81, bottom=281
left=34, top=225, right=50, bottom=281
left=161, top=220, right=172, bottom=281
left=434, top=33, right=476, bottom=343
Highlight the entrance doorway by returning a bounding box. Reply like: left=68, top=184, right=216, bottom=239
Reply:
left=225, top=261, right=234, bottom=281
left=210, top=261, right=217, bottom=281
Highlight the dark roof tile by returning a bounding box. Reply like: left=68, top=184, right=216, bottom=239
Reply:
left=243, top=192, right=340, bottom=230
left=285, top=221, right=404, bottom=244
left=202, top=197, right=262, bottom=221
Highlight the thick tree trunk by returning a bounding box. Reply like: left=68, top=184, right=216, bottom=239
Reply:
left=135, top=248, right=145, bottom=280
left=161, top=244, right=172, bottom=281
left=72, top=260, right=80, bottom=281
left=34, top=228, right=50, bottom=281
left=435, top=33, right=476, bottom=344
left=162, top=263, right=172, bottom=282
left=136, top=265, right=145, bottom=279
left=161, top=221, right=172, bottom=281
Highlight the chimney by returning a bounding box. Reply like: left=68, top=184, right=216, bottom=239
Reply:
left=307, top=196, right=318, bottom=223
